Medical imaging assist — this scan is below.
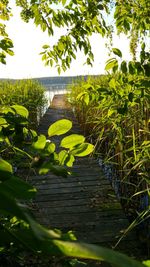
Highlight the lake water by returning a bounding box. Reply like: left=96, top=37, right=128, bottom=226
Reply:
left=38, top=83, right=68, bottom=122
left=44, top=83, right=67, bottom=107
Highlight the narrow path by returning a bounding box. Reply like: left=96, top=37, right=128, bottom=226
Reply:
left=30, top=95, right=140, bottom=263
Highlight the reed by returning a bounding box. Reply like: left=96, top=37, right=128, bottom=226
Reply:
left=68, top=72, right=150, bottom=224
left=0, top=79, right=47, bottom=128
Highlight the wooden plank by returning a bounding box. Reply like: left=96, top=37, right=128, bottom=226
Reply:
left=34, top=179, right=110, bottom=190
left=34, top=184, right=114, bottom=195
left=32, top=197, right=119, bottom=209
left=33, top=205, right=124, bottom=216
left=34, top=212, right=128, bottom=228
left=35, top=188, right=116, bottom=202
left=30, top=176, right=110, bottom=185
left=29, top=172, right=107, bottom=182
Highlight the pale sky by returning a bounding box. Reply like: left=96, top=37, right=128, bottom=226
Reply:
left=0, top=2, right=132, bottom=79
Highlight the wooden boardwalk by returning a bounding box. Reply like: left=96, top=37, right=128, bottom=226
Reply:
left=30, top=95, right=140, bottom=263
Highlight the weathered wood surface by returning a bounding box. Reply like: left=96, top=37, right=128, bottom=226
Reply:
left=30, top=95, right=140, bottom=265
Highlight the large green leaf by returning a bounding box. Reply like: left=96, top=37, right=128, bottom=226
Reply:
left=0, top=159, right=13, bottom=181
left=70, top=143, right=94, bottom=157
left=27, top=215, right=62, bottom=240
left=0, top=175, right=37, bottom=199
left=48, top=119, right=72, bottom=137
left=52, top=240, right=145, bottom=267
left=0, top=189, right=26, bottom=220
left=0, top=158, right=12, bottom=173
left=60, top=134, right=85, bottom=148
left=11, top=105, right=29, bottom=118
left=32, top=134, right=46, bottom=150
left=143, top=261, right=150, bottom=267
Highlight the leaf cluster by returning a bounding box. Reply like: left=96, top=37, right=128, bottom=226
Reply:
left=1, top=0, right=150, bottom=68
left=0, top=1, right=14, bottom=63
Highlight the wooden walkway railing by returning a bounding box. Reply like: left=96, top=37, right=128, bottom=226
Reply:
left=29, top=94, right=140, bottom=263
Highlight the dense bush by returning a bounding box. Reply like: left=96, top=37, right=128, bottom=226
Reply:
left=0, top=79, right=47, bottom=128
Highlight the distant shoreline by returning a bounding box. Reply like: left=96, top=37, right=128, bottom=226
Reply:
left=0, top=74, right=104, bottom=84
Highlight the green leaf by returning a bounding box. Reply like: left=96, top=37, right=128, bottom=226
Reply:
left=62, top=0, right=67, bottom=6
left=77, top=91, right=86, bottom=101
left=0, top=175, right=37, bottom=199
left=42, top=44, right=50, bottom=49
left=121, top=61, right=127, bottom=74
left=52, top=240, right=144, bottom=267
left=143, top=260, right=150, bottom=267
left=128, top=61, right=135, bottom=75
left=57, top=66, right=61, bottom=75
left=27, top=215, right=62, bottom=240
left=109, top=78, right=116, bottom=89
left=0, top=189, right=26, bottom=220
left=42, top=54, right=47, bottom=61
left=39, top=161, right=52, bottom=175
left=11, top=105, right=29, bottom=118
left=70, top=143, right=94, bottom=157
left=30, top=129, right=38, bottom=138
left=59, top=150, right=75, bottom=167
left=76, top=91, right=90, bottom=105
left=83, top=94, right=90, bottom=105
left=45, top=141, right=56, bottom=154
left=61, top=134, right=85, bottom=148
left=0, top=159, right=13, bottom=181
left=48, top=119, right=72, bottom=137
left=65, top=154, right=75, bottom=167
left=32, top=135, right=46, bottom=150
left=0, top=117, right=8, bottom=127
left=105, top=59, right=118, bottom=71
left=112, top=48, right=122, bottom=58
left=6, top=49, right=14, bottom=56
left=50, top=59, right=53, bottom=67
left=58, top=42, right=64, bottom=51
left=50, top=165, right=69, bottom=177
left=108, top=109, right=116, bottom=117
left=39, top=162, right=68, bottom=177
left=59, top=150, right=68, bottom=165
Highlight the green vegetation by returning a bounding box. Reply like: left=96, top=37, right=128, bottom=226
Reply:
left=0, top=79, right=47, bottom=127
left=68, top=47, right=150, bottom=238
left=2, top=103, right=147, bottom=267
left=0, top=0, right=150, bottom=266
left=1, top=1, right=149, bottom=71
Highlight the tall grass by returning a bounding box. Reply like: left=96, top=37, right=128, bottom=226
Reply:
left=68, top=72, right=150, bottom=227
left=0, top=79, right=47, bottom=128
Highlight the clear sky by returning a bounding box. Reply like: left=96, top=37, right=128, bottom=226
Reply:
left=0, top=2, right=132, bottom=79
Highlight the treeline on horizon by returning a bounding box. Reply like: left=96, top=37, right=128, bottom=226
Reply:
left=0, top=74, right=104, bottom=86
